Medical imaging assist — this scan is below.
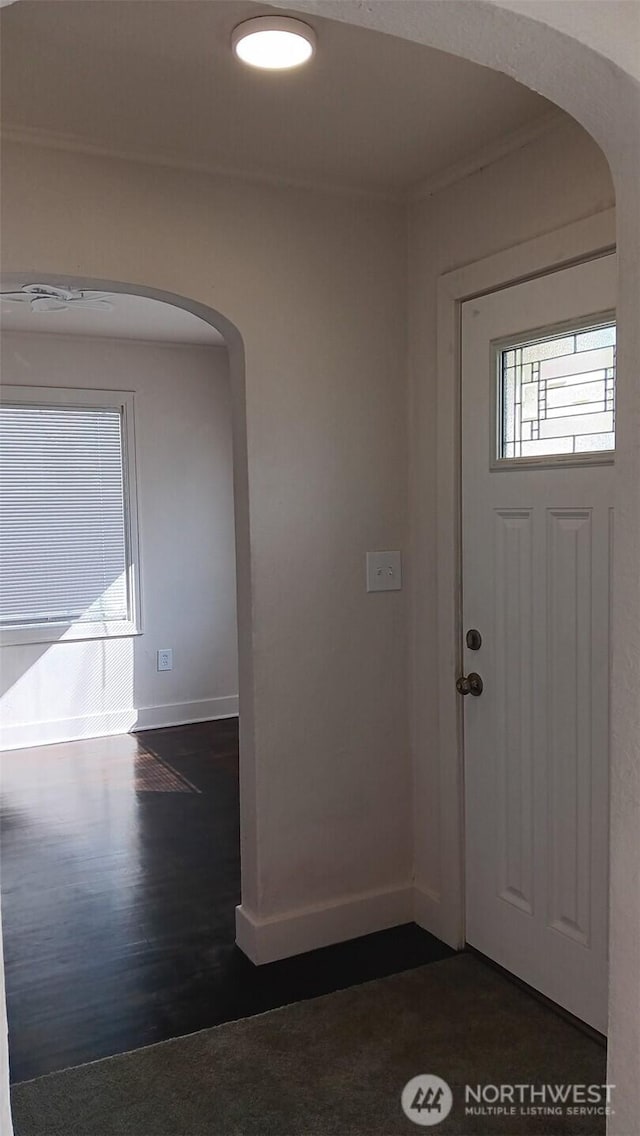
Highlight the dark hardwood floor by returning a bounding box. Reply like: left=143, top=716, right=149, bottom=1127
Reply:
left=1, top=720, right=454, bottom=1083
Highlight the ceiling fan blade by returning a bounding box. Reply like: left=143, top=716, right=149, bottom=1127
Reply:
left=73, top=299, right=114, bottom=312
left=30, top=298, right=69, bottom=312
left=78, top=291, right=114, bottom=303
left=1, top=292, right=32, bottom=303
left=23, top=283, right=75, bottom=301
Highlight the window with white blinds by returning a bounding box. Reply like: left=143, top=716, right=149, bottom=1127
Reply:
left=0, top=388, right=140, bottom=642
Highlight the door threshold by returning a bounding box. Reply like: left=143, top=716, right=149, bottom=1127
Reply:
left=465, top=945, right=607, bottom=1048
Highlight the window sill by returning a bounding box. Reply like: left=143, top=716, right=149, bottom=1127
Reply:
left=490, top=450, right=615, bottom=472
left=0, top=621, right=142, bottom=647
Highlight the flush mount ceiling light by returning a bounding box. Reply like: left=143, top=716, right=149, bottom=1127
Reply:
left=231, top=16, right=316, bottom=71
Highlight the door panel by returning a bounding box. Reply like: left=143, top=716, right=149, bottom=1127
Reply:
left=494, top=507, right=534, bottom=917
left=462, top=255, right=615, bottom=1033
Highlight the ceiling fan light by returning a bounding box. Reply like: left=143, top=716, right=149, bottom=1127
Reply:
left=0, top=284, right=116, bottom=314
left=232, top=16, right=316, bottom=71
left=31, top=298, right=69, bottom=313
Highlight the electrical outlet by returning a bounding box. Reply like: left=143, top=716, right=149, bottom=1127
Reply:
left=157, top=648, right=173, bottom=672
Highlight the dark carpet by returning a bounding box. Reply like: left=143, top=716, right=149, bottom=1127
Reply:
left=11, top=953, right=606, bottom=1136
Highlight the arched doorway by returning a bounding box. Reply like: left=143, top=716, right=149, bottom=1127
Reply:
left=0, top=274, right=259, bottom=1078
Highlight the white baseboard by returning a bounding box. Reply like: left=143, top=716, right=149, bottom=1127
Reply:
left=0, top=709, right=138, bottom=751
left=236, top=883, right=415, bottom=965
left=0, top=696, right=238, bottom=751
left=133, top=696, right=238, bottom=732
left=413, top=884, right=464, bottom=951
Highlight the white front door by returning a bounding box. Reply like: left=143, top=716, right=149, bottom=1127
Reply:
left=461, top=255, right=616, bottom=1033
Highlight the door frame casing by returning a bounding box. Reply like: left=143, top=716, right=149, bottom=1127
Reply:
left=425, top=208, right=616, bottom=950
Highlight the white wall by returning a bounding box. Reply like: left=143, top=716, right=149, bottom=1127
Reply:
left=0, top=117, right=615, bottom=936
left=0, top=119, right=617, bottom=934
left=0, top=331, right=238, bottom=748
left=0, top=137, right=412, bottom=934
left=408, top=114, right=615, bottom=938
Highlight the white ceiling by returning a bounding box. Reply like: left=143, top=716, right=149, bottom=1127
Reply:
left=0, top=291, right=226, bottom=346
left=0, top=0, right=553, bottom=197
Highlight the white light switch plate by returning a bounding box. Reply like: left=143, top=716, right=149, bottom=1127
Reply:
left=366, top=551, right=402, bottom=592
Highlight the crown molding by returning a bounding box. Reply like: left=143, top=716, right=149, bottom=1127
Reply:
left=2, top=110, right=565, bottom=208
left=0, top=326, right=228, bottom=351
left=407, top=109, right=566, bottom=202
left=0, top=123, right=403, bottom=205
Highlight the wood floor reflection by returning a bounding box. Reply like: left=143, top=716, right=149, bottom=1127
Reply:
left=1, top=720, right=453, bottom=1083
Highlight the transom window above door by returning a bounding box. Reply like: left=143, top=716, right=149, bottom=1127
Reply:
left=496, top=319, right=616, bottom=463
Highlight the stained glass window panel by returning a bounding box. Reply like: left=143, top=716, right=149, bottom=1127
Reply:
left=498, top=322, right=615, bottom=460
